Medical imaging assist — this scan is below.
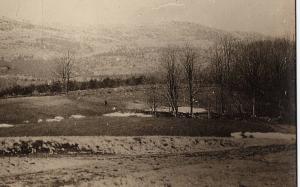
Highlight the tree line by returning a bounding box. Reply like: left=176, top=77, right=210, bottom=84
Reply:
left=147, top=37, right=296, bottom=122
left=0, top=76, right=146, bottom=98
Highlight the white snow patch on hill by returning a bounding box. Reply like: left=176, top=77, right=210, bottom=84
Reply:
left=70, top=114, right=86, bottom=119
left=0, top=124, right=14, bottom=128
left=103, top=112, right=152, bottom=118
left=146, top=106, right=207, bottom=113
left=46, top=116, right=64, bottom=122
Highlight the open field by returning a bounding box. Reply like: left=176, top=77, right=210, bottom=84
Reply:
left=0, top=86, right=296, bottom=186
left=0, top=116, right=278, bottom=137
left=0, top=86, right=290, bottom=137
left=0, top=86, right=146, bottom=124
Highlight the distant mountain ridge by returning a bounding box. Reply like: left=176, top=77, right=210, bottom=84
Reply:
left=0, top=17, right=265, bottom=80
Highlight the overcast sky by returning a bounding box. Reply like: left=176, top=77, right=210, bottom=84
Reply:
left=0, top=0, right=295, bottom=36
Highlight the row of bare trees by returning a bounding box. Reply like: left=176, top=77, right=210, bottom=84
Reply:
left=210, top=36, right=295, bottom=118
left=147, top=36, right=295, bottom=120
left=147, top=44, right=199, bottom=117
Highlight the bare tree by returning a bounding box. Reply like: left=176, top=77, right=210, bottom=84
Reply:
left=146, top=82, right=161, bottom=116
left=161, top=47, right=180, bottom=116
left=181, top=44, right=197, bottom=116
left=211, top=36, right=237, bottom=115
left=54, top=51, right=75, bottom=93
left=211, top=42, right=225, bottom=115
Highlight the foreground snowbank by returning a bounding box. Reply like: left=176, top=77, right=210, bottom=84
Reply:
left=0, top=136, right=293, bottom=156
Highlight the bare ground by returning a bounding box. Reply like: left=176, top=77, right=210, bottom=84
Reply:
left=0, top=91, right=296, bottom=186
left=0, top=137, right=296, bottom=187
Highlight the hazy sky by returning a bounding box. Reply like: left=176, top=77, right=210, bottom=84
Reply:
left=0, top=0, right=295, bottom=36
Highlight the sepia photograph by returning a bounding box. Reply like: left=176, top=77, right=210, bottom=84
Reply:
left=0, top=0, right=296, bottom=186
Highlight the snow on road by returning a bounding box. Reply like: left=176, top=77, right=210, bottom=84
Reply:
left=231, top=132, right=296, bottom=140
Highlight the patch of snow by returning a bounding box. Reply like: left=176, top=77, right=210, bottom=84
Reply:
left=37, top=119, right=43, bottom=123
left=147, top=106, right=207, bottom=113
left=112, top=107, right=117, bottom=111
left=103, top=112, right=153, bottom=118
left=150, top=106, right=170, bottom=112
left=0, top=124, right=14, bottom=128
left=69, top=114, right=86, bottom=119
left=23, top=120, right=29, bottom=124
left=178, top=107, right=207, bottom=113
left=231, top=132, right=296, bottom=140
left=46, top=116, right=64, bottom=122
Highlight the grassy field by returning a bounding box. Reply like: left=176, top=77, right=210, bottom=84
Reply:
left=0, top=85, right=289, bottom=137
left=0, top=86, right=145, bottom=123
left=0, top=86, right=296, bottom=187
left=0, top=116, right=275, bottom=137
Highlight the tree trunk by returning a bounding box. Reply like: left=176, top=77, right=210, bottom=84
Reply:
left=239, top=103, right=243, bottom=117
left=207, top=95, right=211, bottom=119
left=278, top=99, right=282, bottom=118
left=173, top=96, right=178, bottom=117
left=189, top=82, right=193, bottom=117
left=220, top=85, right=225, bottom=115
left=152, top=97, right=157, bottom=117
left=66, top=79, right=69, bottom=94
left=252, top=96, right=256, bottom=117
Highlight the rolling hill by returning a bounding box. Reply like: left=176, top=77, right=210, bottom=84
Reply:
left=0, top=17, right=264, bottom=86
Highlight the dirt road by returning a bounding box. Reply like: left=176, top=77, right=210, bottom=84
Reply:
left=0, top=143, right=296, bottom=187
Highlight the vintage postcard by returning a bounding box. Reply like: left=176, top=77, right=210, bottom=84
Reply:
left=0, top=0, right=296, bottom=186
